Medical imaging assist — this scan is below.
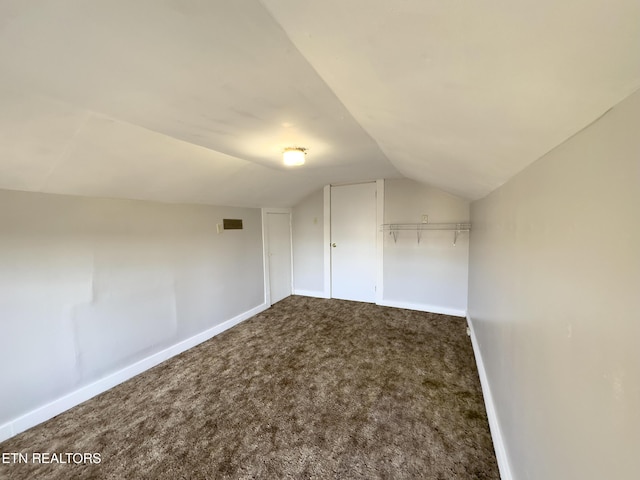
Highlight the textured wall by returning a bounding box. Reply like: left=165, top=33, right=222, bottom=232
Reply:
left=292, top=189, right=325, bottom=295
left=468, top=90, right=640, bottom=479
left=0, top=190, right=264, bottom=426
left=291, top=180, right=470, bottom=315
left=383, top=179, right=470, bottom=315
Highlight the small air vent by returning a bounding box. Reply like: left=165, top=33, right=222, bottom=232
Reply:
left=223, top=219, right=243, bottom=230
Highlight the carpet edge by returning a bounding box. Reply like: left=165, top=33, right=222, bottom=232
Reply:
left=378, top=300, right=466, bottom=317
left=0, top=302, right=269, bottom=443
left=467, top=314, right=514, bottom=480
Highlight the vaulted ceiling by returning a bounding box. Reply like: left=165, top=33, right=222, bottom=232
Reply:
left=0, top=0, right=638, bottom=207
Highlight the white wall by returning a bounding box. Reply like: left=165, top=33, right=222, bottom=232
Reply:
left=468, top=90, right=640, bottom=480
left=292, top=180, right=470, bottom=315
left=0, top=189, right=265, bottom=437
left=382, top=179, right=470, bottom=316
left=291, top=188, right=325, bottom=296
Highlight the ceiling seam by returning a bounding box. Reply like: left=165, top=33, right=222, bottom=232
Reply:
left=38, top=109, right=93, bottom=192
left=256, top=0, right=402, bottom=180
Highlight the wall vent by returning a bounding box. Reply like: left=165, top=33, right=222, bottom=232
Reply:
left=223, top=219, right=243, bottom=230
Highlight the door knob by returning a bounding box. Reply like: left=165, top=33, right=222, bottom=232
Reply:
left=331, top=243, right=336, bottom=247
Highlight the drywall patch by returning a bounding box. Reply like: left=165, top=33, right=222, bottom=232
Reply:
left=0, top=301, right=268, bottom=443
left=73, top=276, right=177, bottom=380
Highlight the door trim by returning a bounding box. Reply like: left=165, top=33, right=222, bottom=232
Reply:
left=323, top=185, right=331, bottom=298
left=261, top=208, right=293, bottom=306
left=375, top=179, right=384, bottom=303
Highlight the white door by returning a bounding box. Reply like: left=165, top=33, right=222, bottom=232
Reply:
left=266, top=212, right=292, bottom=304
left=331, top=183, right=377, bottom=302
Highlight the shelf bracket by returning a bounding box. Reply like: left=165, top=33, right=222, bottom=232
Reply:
left=380, top=222, right=471, bottom=246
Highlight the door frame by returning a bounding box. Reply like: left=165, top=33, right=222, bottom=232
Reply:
left=261, top=208, right=293, bottom=306
left=322, top=179, right=384, bottom=302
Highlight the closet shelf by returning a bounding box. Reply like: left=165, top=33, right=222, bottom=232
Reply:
left=380, top=223, right=471, bottom=245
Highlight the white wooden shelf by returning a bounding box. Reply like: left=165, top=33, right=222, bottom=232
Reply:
left=380, top=223, right=471, bottom=245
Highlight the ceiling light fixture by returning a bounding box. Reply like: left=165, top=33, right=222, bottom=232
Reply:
left=283, top=147, right=306, bottom=166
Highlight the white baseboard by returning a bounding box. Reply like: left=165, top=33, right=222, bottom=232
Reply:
left=466, top=315, right=513, bottom=480
left=0, top=424, right=12, bottom=443
left=0, top=302, right=268, bottom=443
left=377, top=299, right=466, bottom=317
left=293, top=289, right=329, bottom=299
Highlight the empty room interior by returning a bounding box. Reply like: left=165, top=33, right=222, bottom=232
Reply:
left=0, top=1, right=638, bottom=479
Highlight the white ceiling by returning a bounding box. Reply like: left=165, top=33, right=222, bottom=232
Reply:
left=0, top=0, right=638, bottom=207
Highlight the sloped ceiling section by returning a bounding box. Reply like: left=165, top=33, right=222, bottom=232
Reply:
left=0, top=0, right=400, bottom=207
left=0, top=0, right=639, bottom=207
left=261, top=0, right=640, bottom=200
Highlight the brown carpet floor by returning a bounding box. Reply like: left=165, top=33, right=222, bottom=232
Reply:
left=0, top=296, right=499, bottom=479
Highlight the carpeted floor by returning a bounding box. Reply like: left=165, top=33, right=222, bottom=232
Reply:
left=0, top=296, right=499, bottom=479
